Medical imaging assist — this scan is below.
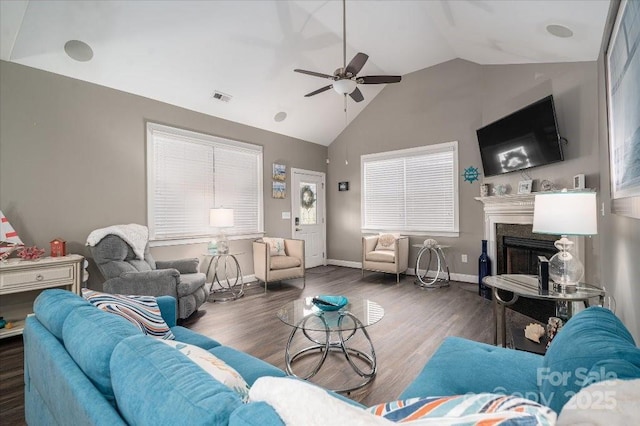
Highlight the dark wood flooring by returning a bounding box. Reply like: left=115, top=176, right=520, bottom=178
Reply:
left=0, top=265, right=499, bottom=422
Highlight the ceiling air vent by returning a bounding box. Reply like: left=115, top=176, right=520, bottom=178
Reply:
left=211, top=91, right=232, bottom=102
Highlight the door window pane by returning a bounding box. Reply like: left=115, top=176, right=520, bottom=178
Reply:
left=300, top=183, right=317, bottom=225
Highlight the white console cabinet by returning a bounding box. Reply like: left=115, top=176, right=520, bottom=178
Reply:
left=0, top=254, right=83, bottom=339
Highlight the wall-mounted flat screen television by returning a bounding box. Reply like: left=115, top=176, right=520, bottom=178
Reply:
left=476, top=95, right=564, bottom=177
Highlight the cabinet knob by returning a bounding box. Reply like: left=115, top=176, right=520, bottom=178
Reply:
left=36, top=274, right=44, bottom=281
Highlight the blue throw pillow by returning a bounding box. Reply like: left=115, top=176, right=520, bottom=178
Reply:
left=540, top=307, right=640, bottom=413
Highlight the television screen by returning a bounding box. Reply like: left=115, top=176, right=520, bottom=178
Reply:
left=476, top=95, right=563, bottom=177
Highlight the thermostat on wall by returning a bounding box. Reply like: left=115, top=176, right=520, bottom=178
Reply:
left=338, top=182, right=349, bottom=191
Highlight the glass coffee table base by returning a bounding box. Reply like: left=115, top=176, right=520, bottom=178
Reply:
left=284, top=312, right=377, bottom=393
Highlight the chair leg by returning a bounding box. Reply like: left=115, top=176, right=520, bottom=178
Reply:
left=397, top=272, right=400, bottom=283
left=301, top=276, right=306, bottom=290
left=264, top=280, right=268, bottom=294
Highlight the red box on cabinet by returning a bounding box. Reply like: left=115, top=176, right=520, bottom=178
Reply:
left=50, top=238, right=66, bottom=257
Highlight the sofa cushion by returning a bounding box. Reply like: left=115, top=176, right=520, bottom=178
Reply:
left=368, top=394, right=556, bottom=424
left=111, top=335, right=242, bottom=425
left=62, top=305, right=140, bottom=404
left=159, top=340, right=250, bottom=402
left=366, top=250, right=395, bottom=263
left=82, top=289, right=174, bottom=340
left=540, top=307, right=640, bottom=413
left=399, top=336, right=543, bottom=401
left=248, top=376, right=390, bottom=425
left=263, top=237, right=286, bottom=256
left=208, top=346, right=287, bottom=386
left=33, top=289, right=92, bottom=339
left=176, top=272, right=206, bottom=296
left=270, top=255, right=301, bottom=270
left=230, top=401, right=285, bottom=426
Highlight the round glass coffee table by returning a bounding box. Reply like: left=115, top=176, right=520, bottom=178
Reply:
left=277, top=297, right=384, bottom=392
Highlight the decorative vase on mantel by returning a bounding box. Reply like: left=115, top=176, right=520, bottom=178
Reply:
left=478, top=240, right=492, bottom=300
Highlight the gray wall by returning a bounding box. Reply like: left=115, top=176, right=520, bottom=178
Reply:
left=328, top=58, right=599, bottom=281
left=0, top=60, right=327, bottom=286
left=596, top=0, right=640, bottom=341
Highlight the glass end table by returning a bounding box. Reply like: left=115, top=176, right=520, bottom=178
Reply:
left=205, top=252, right=245, bottom=302
left=277, top=297, right=384, bottom=393
left=482, top=274, right=606, bottom=348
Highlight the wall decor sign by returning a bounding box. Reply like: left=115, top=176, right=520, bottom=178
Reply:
left=606, top=0, right=640, bottom=219
left=273, top=163, right=286, bottom=181
left=517, top=180, right=533, bottom=194
left=462, top=166, right=480, bottom=183
left=338, top=181, right=349, bottom=191
left=272, top=181, right=286, bottom=199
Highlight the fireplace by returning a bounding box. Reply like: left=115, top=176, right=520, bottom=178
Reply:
left=496, top=224, right=558, bottom=322
left=476, top=194, right=586, bottom=322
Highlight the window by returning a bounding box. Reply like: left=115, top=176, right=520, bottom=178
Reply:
left=361, top=141, right=459, bottom=236
left=147, top=122, right=263, bottom=244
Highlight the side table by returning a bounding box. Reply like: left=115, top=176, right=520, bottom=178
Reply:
left=277, top=297, right=384, bottom=393
left=482, top=274, right=606, bottom=348
left=205, top=252, right=244, bottom=302
left=0, top=254, right=83, bottom=338
left=413, top=243, right=450, bottom=288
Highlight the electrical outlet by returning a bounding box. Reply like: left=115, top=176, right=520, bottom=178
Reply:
left=461, top=254, right=468, bottom=263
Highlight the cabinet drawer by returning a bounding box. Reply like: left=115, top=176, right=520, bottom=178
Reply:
left=0, top=264, right=75, bottom=293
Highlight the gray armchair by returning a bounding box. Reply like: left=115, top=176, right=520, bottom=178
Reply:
left=90, top=234, right=207, bottom=319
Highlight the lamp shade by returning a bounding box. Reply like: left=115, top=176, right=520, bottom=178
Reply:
left=532, top=192, right=597, bottom=236
left=210, top=208, right=234, bottom=228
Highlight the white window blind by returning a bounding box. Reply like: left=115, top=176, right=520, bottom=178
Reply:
left=147, top=123, right=263, bottom=242
left=361, top=142, right=459, bottom=236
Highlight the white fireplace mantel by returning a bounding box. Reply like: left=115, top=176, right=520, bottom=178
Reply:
left=475, top=194, right=584, bottom=275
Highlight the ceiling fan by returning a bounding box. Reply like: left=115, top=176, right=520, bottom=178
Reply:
left=294, top=0, right=401, bottom=103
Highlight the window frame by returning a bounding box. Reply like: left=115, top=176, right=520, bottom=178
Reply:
left=146, top=122, right=264, bottom=246
left=360, top=141, right=459, bottom=237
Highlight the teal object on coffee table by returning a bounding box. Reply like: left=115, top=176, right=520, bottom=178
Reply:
left=312, top=295, right=348, bottom=311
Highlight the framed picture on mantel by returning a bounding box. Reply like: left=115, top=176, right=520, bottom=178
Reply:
left=606, top=0, right=640, bottom=219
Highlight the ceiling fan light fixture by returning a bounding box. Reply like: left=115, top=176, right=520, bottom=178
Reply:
left=333, top=79, right=357, bottom=95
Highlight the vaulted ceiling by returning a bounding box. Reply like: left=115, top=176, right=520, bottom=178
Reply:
left=0, top=0, right=610, bottom=146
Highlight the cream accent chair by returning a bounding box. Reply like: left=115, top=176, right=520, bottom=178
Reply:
left=253, top=238, right=306, bottom=293
left=362, top=234, right=409, bottom=283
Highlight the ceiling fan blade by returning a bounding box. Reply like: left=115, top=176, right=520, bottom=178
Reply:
left=345, top=53, right=368, bottom=76
left=359, top=75, right=402, bottom=84
left=305, top=85, right=333, bottom=97
left=349, top=87, right=364, bottom=102
left=294, top=69, right=336, bottom=80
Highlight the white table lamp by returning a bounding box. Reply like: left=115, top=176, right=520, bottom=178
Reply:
left=210, top=208, right=234, bottom=254
left=532, top=191, right=597, bottom=290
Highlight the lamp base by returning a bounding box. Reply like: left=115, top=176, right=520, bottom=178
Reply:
left=217, top=234, right=229, bottom=255
left=548, top=236, right=583, bottom=290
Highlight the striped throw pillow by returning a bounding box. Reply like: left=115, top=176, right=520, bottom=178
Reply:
left=82, top=289, right=175, bottom=340
left=368, top=393, right=556, bottom=425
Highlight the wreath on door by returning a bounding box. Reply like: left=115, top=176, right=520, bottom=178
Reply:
left=300, top=185, right=316, bottom=210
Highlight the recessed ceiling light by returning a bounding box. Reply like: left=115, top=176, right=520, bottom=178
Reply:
left=546, top=24, right=573, bottom=38
left=274, top=112, right=287, bottom=122
left=64, top=40, right=93, bottom=62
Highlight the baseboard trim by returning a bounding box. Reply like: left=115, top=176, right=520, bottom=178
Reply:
left=407, top=268, right=477, bottom=284
left=325, top=261, right=477, bottom=283
left=327, top=259, right=362, bottom=269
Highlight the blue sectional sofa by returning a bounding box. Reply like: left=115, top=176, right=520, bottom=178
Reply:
left=24, top=289, right=640, bottom=425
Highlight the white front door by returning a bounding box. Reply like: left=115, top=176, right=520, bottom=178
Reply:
left=291, top=168, right=326, bottom=268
